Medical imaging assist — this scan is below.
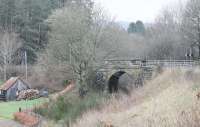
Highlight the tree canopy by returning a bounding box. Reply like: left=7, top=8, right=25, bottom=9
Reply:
left=0, top=0, right=63, bottom=63
left=127, top=20, right=145, bottom=34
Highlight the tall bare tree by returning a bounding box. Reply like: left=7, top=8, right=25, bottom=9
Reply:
left=37, top=3, right=124, bottom=90
left=144, top=4, right=186, bottom=59
left=182, top=0, right=200, bottom=58
left=0, top=31, right=21, bottom=80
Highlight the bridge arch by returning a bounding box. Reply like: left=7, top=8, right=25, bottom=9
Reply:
left=108, top=71, right=134, bottom=94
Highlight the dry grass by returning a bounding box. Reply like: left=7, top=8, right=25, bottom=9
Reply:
left=72, top=68, right=200, bottom=127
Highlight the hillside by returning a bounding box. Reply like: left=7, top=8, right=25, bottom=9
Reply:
left=73, top=69, right=200, bottom=127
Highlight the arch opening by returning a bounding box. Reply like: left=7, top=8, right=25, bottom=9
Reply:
left=108, top=71, right=126, bottom=93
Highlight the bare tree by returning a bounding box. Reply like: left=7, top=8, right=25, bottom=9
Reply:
left=144, top=4, right=186, bottom=60
left=182, top=0, right=200, bottom=58
left=0, top=31, right=21, bottom=80
left=36, top=3, right=125, bottom=90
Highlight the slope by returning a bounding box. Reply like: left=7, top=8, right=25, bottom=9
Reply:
left=73, top=69, right=200, bottom=127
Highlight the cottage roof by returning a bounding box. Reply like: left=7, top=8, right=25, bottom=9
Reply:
left=0, top=77, right=30, bottom=91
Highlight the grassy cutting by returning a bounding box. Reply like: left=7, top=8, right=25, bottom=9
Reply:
left=0, top=98, right=47, bottom=119
left=73, top=69, right=200, bottom=127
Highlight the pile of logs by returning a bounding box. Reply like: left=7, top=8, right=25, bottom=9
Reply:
left=17, top=89, right=40, bottom=101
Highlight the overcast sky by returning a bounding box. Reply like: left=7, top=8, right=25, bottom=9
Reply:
left=94, top=0, right=187, bottom=23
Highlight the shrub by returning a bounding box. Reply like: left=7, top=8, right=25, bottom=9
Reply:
left=35, top=92, right=108, bottom=125
left=14, top=112, right=39, bottom=126
left=63, top=80, right=71, bottom=87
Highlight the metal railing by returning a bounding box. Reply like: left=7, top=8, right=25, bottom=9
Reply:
left=143, top=60, right=198, bottom=67
left=103, top=59, right=199, bottom=68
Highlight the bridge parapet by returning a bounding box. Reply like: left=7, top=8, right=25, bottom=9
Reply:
left=100, top=59, right=200, bottom=83
left=97, top=59, right=200, bottom=93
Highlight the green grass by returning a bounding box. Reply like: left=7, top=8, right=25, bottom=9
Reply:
left=0, top=98, right=48, bottom=119
left=0, top=80, right=4, bottom=86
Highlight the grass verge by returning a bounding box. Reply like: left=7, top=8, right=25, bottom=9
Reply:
left=0, top=98, right=47, bottom=119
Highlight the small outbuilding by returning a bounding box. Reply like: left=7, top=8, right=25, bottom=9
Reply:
left=0, top=77, right=30, bottom=101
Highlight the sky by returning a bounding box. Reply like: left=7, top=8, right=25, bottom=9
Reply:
left=94, top=0, right=187, bottom=23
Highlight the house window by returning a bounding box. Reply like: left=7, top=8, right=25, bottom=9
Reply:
left=0, top=90, right=2, bottom=95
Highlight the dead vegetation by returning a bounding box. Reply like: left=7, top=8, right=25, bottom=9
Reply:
left=71, top=68, right=200, bottom=127
left=14, top=112, right=39, bottom=127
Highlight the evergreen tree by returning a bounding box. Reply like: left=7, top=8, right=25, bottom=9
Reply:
left=136, top=20, right=145, bottom=34
left=0, top=0, right=16, bottom=31
left=0, top=0, right=94, bottom=63
left=127, top=20, right=145, bottom=34
left=127, top=22, right=136, bottom=33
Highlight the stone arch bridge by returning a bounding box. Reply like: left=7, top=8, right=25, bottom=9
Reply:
left=96, top=59, right=199, bottom=93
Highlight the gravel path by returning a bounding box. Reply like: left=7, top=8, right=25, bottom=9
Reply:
left=0, top=120, right=22, bottom=127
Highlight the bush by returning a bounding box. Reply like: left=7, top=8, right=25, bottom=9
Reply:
left=14, top=112, right=39, bottom=127
left=63, top=80, right=71, bottom=87
left=35, top=92, right=108, bottom=125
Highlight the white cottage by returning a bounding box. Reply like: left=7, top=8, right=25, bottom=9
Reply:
left=0, top=77, right=30, bottom=101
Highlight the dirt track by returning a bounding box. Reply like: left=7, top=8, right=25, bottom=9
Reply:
left=0, top=120, right=22, bottom=127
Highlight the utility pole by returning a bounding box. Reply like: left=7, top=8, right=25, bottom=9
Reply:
left=25, top=51, right=28, bottom=81
left=38, top=23, right=41, bottom=45
left=70, top=44, right=72, bottom=64
left=69, top=43, right=73, bottom=65
left=3, top=55, right=6, bottom=81
left=197, top=17, right=200, bottom=59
